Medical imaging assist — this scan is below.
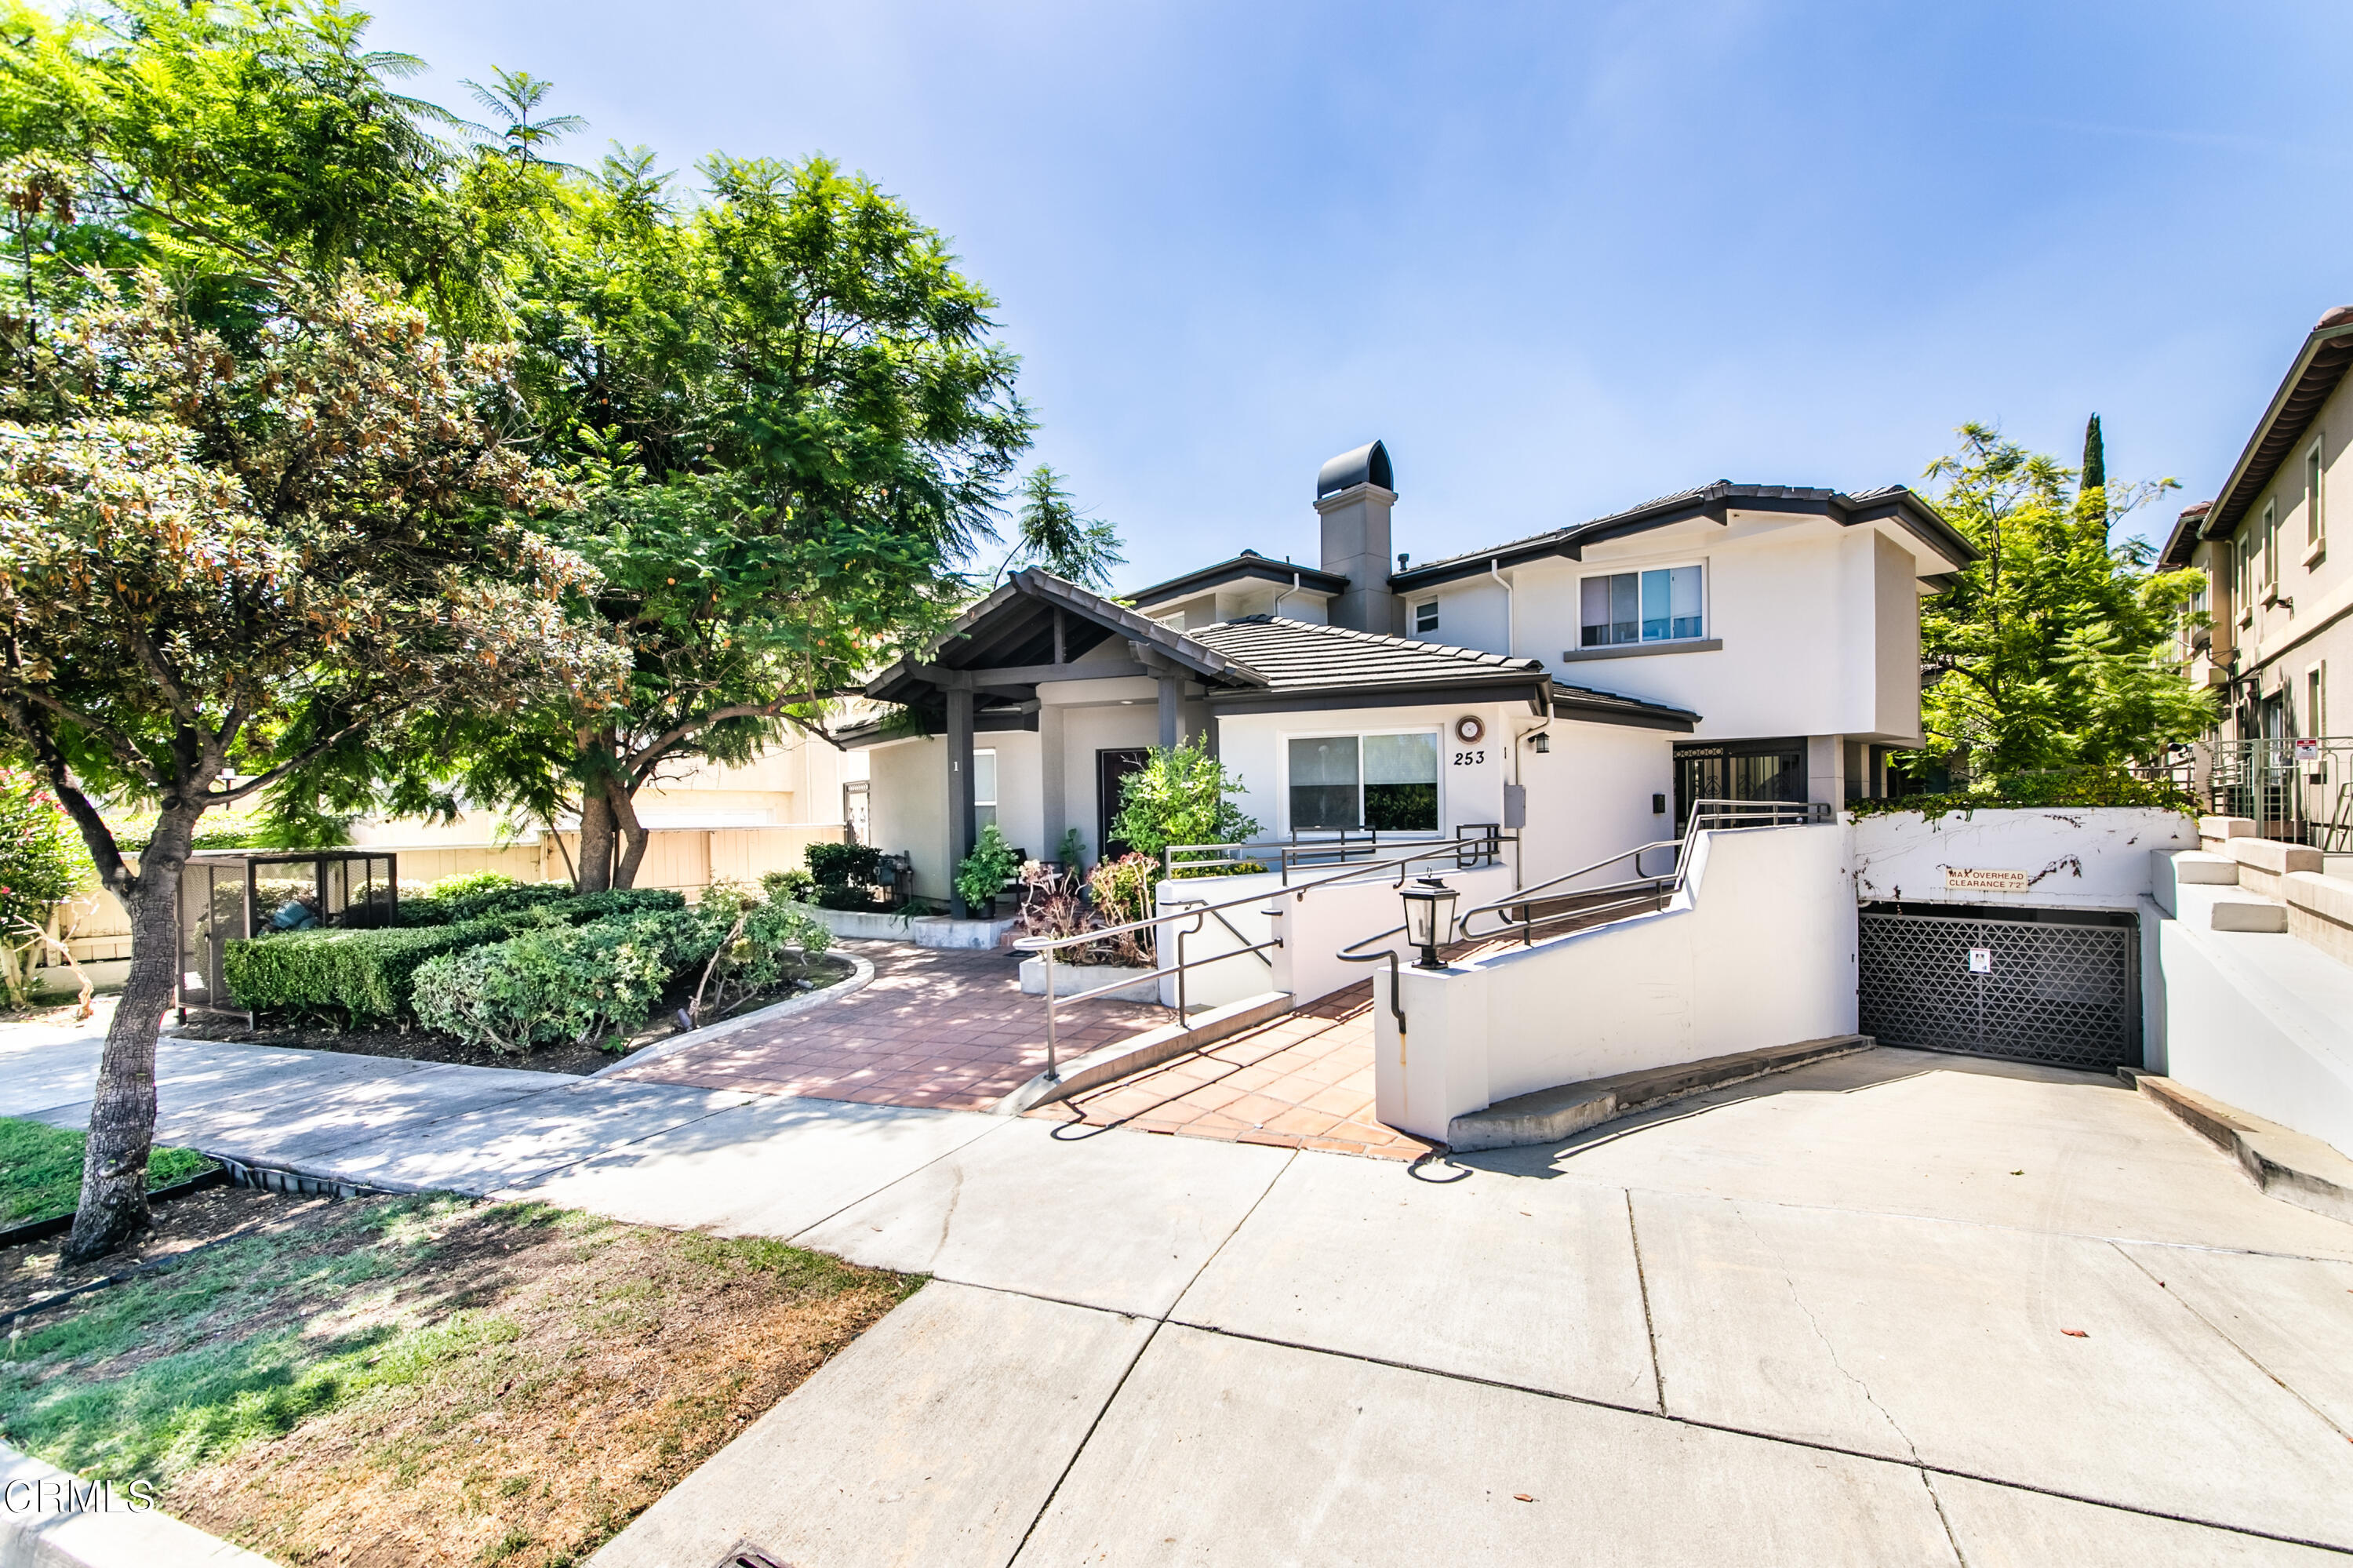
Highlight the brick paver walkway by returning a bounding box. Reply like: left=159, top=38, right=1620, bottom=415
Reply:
left=611, top=942, right=1168, bottom=1113
left=1027, top=980, right=1434, bottom=1161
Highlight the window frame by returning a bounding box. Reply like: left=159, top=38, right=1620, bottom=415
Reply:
left=1281, top=726, right=1445, bottom=837
left=2308, top=436, right=2327, bottom=558
left=1413, top=598, right=1440, bottom=636
left=1577, top=560, right=1708, bottom=649
left=2263, top=498, right=2279, bottom=591
left=974, top=747, right=999, bottom=832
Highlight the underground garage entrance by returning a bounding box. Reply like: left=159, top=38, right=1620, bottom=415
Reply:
left=1857, top=902, right=2141, bottom=1073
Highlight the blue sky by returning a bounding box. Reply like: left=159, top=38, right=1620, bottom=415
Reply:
left=369, top=0, right=2353, bottom=584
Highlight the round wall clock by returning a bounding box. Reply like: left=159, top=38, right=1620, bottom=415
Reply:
left=1453, top=715, right=1486, bottom=744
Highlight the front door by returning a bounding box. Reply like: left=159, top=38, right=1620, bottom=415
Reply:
left=1098, top=748, right=1151, bottom=860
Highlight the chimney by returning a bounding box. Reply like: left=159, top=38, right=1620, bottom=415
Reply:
left=1315, top=440, right=1401, bottom=634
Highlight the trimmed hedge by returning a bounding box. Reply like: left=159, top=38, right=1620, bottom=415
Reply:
left=412, top=897, right=829, bottom=1053
left=224, top=888, right=687, bottom=1020
left=223, top=915, right=518, bottom=1021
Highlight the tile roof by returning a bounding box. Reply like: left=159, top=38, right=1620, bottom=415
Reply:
left=1389, top=480, right=1973, bottom=589
left=1187, top=617, right=1698, bottom=729
left=1188, top=616, right=1544, bottom=694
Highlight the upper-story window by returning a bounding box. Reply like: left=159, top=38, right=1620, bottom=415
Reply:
left=1413, top=598, right=1439, bottom=635
left=2263, top=499, right=2279, bottom=591
left=2309, top=438, right=2326, bottom=555
left=1580, top=565, right=1703, bottom=648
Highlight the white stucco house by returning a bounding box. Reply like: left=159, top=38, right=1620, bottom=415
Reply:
left=847, top=440, right=1977, bottom=913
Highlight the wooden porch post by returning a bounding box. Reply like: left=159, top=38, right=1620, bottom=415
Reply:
left=947, top=683, right=976, bottom=918
left=1157, top=673, right=1180, bottom=750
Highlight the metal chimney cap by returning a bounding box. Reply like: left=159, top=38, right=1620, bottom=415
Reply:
left=1316, top=440, right=1394, bottom=500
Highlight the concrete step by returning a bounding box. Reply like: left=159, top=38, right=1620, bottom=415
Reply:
left=2120, top=1068, right=2353, bottom=1224
left=1445, top=1034, right=1875, bottom=1153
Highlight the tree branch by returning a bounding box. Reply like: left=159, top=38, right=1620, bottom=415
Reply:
left=213, top=700, right=418, bottom=802
left=620, top=690, right=851, bottom=788
left=5, top=686, right=165, bottom=790
left=2, top=700, right=133, bottom=897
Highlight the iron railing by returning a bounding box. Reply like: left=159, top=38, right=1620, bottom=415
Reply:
left=1164, top=823, right=1508, bottom=884
left=1013, top=830, right=1518, bottom=1086
left=1457, top=798, right=1830, bottom=947
left=2199, top=737, right=2353, bottom=849
left=1334, top=799, right=1830, bottom=1060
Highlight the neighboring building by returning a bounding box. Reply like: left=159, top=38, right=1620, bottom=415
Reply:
left=849, top=441, right=1975, bottom=911
left=2162, top=304, right=2353, bottom=842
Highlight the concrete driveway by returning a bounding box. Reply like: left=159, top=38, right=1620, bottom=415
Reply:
left=15, top=1012, right=2351, bottom=1563
left=591, top=1047, right=2353, bottom=1566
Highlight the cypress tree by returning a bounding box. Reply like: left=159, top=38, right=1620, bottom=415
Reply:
left=2081, top=413, right=2106, bottom=499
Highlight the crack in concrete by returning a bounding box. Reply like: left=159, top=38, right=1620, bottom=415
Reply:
left=1730, top=1199, right=1926, bottom=1467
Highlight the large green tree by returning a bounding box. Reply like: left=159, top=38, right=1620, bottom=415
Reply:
left=1917, top=423, right=2213, bottom=776
left=0, top=2, right=632, bottom=1261
left=391, top=147, right=1115, bottom=889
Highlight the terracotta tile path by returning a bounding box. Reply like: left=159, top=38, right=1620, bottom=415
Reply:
left=1025, top=980, right=1435, bottom=1162
left=609, top=942, right=1166, bottom=1113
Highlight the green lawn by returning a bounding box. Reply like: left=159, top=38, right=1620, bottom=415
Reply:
left=0, top=1192, right=917, bottom=1566
left=0, top=1116, right=218, bottom=1229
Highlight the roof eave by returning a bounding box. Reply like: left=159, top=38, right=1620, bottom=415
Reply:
left=2204, top=315, right=2353, bottom=539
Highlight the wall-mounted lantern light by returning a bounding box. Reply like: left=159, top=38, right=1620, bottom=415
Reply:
left=1528, top=732, right=1550, bottom=755
left=1400, top=877, right=1458, bottom=970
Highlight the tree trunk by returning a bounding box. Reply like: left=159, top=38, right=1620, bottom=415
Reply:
left=609, top=780, right=649, bottom=890
left=575, top=788, right=616, bottom=893
left=63, top=812, right=193, bottom=1264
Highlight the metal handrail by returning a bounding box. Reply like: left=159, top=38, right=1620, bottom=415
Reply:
left=1166, top=823, right=1509, bottom=886
left=1016, top=830, right=1513, bottom=1086
left=1459, top=798, right=1827, bottom=946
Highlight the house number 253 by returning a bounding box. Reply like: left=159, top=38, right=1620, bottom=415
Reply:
left=1453, top=749, right=1485, bottom=766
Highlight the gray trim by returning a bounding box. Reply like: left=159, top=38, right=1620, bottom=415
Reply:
left=1126, top=554, right=1348, bottom=609
left=1548, top=699, right=1696, bottom=733
left=1388, top=482, right=1975, bottom=592
left=1206, top=679, right=1550, bottom=716
left=1556, top=637, right=1722, bottom=664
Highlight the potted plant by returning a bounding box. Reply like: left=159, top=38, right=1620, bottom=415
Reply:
left=954, top=824, right=1021, bottom=919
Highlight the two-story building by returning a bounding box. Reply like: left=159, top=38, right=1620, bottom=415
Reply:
left=849, top=441, right=1975, bottom=911
left=2163, top=305, right=2353, bottom=841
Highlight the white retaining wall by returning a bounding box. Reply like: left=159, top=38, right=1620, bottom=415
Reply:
left=1851, top=807, right=2193, bottom=909
left=1376, top=824, right=1856, bottom=1141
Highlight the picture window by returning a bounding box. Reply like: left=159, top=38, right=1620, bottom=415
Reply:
left=1287, top=732, right=1439, bottom=832
left=1580, top=565, right=1703, bottom=647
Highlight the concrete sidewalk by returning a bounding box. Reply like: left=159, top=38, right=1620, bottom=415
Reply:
left=13, top=1022, right=2353, bottom=1563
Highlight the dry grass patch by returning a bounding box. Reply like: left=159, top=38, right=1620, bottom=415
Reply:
left=2, top=1193, right=917, bottom=1567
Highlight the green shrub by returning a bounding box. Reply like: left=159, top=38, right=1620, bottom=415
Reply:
left=426, top=869, right=522, bottom=900
left=954, top=823, right=1020, bottom=911
left=224, top=915, right=516, bottom=1021
left=227, top=890, right=687, bottom=1019
left=1107, top=738, right=1260, bottom=871
left=806, top=842, right=881, bottom=887
left=413, top=893, right=828, bottom=1053
left=761, top=868, right=816, bottom=904
left=1847, top=766, right=2198, bottom=821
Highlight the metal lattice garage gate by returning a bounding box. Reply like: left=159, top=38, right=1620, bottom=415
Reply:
left=1857, top=905, right=2140, bottom=1072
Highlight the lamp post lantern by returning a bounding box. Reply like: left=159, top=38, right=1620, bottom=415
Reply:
left=1400, top=877, right=1457, bottom=970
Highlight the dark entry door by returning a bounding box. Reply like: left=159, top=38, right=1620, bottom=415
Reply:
left=1098, top=748, right=1151, bottom=860
left=1857, top=905, right=2139, bottom=1071
left=1672, top=737, right=1806, bottom=830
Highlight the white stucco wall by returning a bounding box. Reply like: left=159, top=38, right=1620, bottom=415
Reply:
left=1375, top=824, right=1857, bottom=1141
left=1213, top=697, right=1527, bottom=847
left=1514, top=719, right=1676, bottom=890
left=1849, top=808, right=2196, bottom=910
left=867, top=736, right=949, bottom=899
left=1412, top=510, right=1939, bottom=746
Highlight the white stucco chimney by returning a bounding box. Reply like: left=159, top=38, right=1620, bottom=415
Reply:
left=1315, top=440, right=1401, bottom=635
